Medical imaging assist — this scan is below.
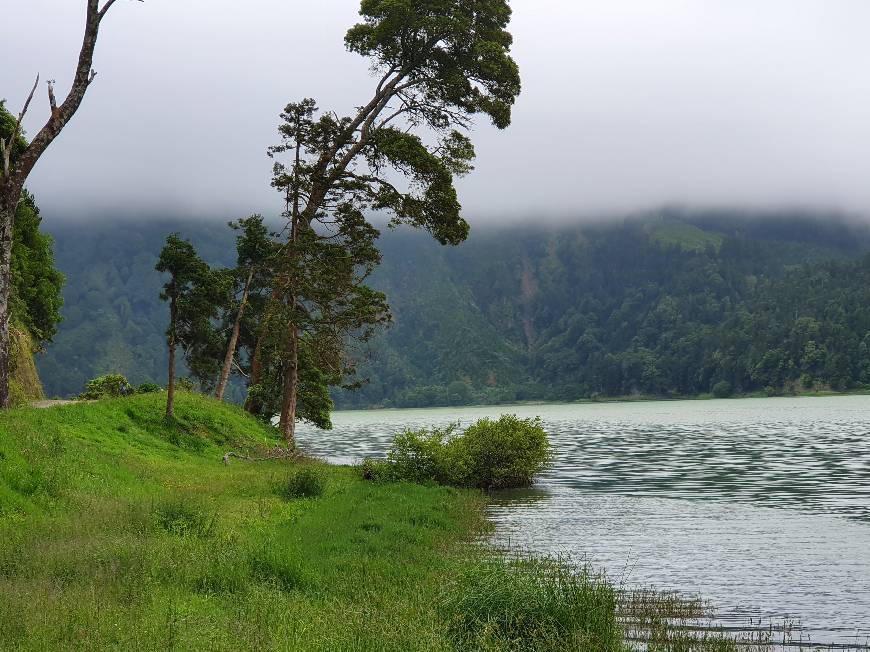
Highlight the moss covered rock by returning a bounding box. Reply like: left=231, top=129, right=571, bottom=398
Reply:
left=9, top=325, right=44, bottom=407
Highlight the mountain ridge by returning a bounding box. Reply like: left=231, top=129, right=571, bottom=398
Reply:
left=37, top=211, right=870, bottom=407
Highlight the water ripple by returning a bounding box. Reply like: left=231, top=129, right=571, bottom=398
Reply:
left=296, top=396, right=870, bottom=646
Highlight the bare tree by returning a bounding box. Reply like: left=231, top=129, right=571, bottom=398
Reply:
left=0, top=0, right=139, bottom=408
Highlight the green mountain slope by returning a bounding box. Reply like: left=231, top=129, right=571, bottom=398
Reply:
left=38, top=213, right=870, bottom=406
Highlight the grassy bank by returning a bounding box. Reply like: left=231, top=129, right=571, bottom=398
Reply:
left=3, top=393, right=850, bottom=651
left=0, top=393, right=501, bottom=650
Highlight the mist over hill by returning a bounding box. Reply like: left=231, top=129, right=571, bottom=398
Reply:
left=37, top=211, right=870, bottom=406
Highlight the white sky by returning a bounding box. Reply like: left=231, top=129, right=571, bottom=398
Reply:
left=4, top=0, right=870, bottom=223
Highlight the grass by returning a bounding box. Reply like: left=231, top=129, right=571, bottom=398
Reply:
left=441, top=553, right=623, bottom=651
left=0, top=393, right=491, bottom=650
left=2, top=393, right=862, bottom=651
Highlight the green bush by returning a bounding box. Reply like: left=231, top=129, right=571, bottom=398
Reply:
left=276, top=466, right=325, bottom=499
left=359, top=458, right=395, bottom=483
left=363, top=415, right=551, bottom=490
left=137, top=382, right=162, bottom=394
left=175, top=377, right=196, bottom=392
left=440, top=554, right=623, bottom=652
left=711, top=381, right=732, bottom=398
left=386, top=424, right=455, bottom=484
left=79, top=374, right=134, bottom=400
left=447, top=415, right=551, bottom=489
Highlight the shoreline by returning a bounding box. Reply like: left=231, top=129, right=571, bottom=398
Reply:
left=334, top=387, right=870, bottom=413
left=3, top=393, right=866, bottom=650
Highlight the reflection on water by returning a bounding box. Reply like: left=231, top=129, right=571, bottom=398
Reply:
left=296, top=396, right=870, bottom=647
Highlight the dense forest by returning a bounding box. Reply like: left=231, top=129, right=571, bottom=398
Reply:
left=37, top=211, right=870, bottom=408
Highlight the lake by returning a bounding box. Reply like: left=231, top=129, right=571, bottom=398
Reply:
left=295, top=396, right=870, bottom=648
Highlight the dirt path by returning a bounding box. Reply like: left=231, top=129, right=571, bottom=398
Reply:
left=30, top=400, right=80, bottom=409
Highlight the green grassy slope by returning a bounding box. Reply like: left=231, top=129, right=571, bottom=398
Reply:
left=0, top=393, right=485, bottom=651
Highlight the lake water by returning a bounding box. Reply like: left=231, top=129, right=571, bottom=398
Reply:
left=295, top=396, right=870, bottom=648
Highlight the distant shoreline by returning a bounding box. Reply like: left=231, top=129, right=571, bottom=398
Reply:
left=334, top=388, right=870, bottom=412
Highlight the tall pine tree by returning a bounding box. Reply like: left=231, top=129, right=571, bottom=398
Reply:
left=267, top=0, right=521, bottom=443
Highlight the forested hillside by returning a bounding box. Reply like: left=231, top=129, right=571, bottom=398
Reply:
left=38, top=212, right=870, bottom=407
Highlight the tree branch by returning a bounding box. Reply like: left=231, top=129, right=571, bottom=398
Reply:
left=47, top=80, right=58, bottom=116
left=99, top=0, right=119, bottom=18
left=1, top=75, right=39, bottom=178
left=9, top=0, right=122, bottom=185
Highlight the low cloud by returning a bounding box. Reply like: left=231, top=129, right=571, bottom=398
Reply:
left=4, top=0, right=870, bottom=223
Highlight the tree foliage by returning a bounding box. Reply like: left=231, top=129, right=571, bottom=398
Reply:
left=0, top=105, right=64, bottom=348
left=263, top=0, right=521, bottom=442
left=41, top=215, right=870, bottom=407
left=11, top=190, right=64, bottom=346
left=155, top=234, right=228, bottom=417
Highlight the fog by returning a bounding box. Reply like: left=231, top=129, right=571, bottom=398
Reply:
left=4, top=0, right=870, bottom=223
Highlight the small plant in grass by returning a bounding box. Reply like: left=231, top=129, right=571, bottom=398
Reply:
left=359, top=458, right=395, bottom=483
left=276, top=466, right=325, bottom=499
left=152, top=497, right=216, bottom=538
left=175, top=377, right=196, bottom=392
left=79, top=373, right=135, bottom=400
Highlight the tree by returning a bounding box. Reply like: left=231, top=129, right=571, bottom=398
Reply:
left=155, top=234, right=225, bottom=419
left=0, top=0, right=140, bottom=408
left=244, top=329, right=335, bottom=430
left=9, top=188, right=64, bottom=346
left=214, top=215, right=276, bottom=401
left=268, top=0, right=521, bottom=443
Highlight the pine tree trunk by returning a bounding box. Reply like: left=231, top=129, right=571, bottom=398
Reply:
left=215, top=270, right=253, bottom=401
left=278, top=324, right=299, bottom=445
left=0, top=196, right=15, bottom=409
left=276, top=131, right=303, bottom=444
left=165, top=299, right=177, bottom=419
left=243, top=330, right=264, bottom=415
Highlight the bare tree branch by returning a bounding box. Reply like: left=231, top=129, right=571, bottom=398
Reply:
left=1, top=75, right=39, bottom=178
left=47, top=80, right=58, bottom=116
left=17, top=75, right=40, bottom=126
left=99, top=0, right=120, bottom=18
left=98, top=0, right=136, bottom=19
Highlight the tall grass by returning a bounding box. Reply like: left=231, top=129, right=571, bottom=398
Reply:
left=441, top=553, right=624, bottom=651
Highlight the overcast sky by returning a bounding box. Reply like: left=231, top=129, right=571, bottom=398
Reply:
left=4, top=0, right=870, bottom=223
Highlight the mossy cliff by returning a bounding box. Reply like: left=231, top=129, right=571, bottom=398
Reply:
left=9, top=324, right=44, bottom=406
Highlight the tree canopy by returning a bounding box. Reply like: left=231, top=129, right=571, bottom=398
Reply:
left=263, top=0, right=521, bottom=443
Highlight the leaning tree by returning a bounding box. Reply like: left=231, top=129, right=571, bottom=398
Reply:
left=266, top=0, right=522, bottom=443
left=0, top=0, right=139, bottom=408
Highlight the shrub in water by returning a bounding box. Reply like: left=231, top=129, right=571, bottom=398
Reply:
left=79, top=373, right=135, bottom=400
left=277, top=466, right=325, bottom=499
left=365, top=415, right=551, bottom=489
left=385, top=425, right=455, bottom=484
left=446, top=415, right=551, bottom=489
